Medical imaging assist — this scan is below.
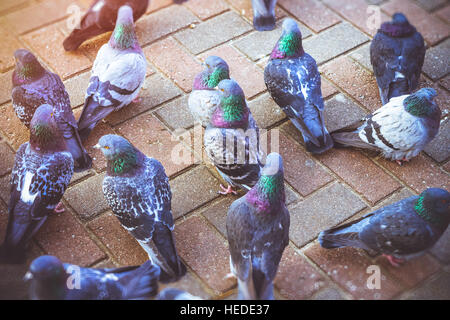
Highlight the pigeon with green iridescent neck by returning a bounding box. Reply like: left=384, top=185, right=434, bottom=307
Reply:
left=331, top=88, right=441, bottom=164
left=319, top=188, right=450, bottom=267
left=95, top=135, right=186, bottom=283
left=0, top=105, right=74, bottom=264
left=12, top=49, right=92, bottom=172
left=226, top=153, right=289, bottom=299
left=188, top=56, right=230, bottom=127
left=265, top=18, right=333, bottom=154
left=63, top=0, right=149, bottom=51
left=204, top=79, right=264, bottom=195
left=252, top=0, right=277, bottom=31
left=25, top=255, right=160, bottom=300
left=78, top=5, right=146, bottom=142
left=370, top=13, right=425, bottom=105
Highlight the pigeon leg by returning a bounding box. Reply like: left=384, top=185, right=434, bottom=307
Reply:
left=218, top=184, right=238, bottom=195
left=54, top=202, right=65, bottom=214
left=383, top=254, right=405, bottom=267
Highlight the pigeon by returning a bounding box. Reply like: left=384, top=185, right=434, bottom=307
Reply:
left=370, top=13, right=425, bottom=105
left=319, top=188, right=450, bottom=267
left=0, top=105, right=74, bottom=264
left=265, top=19, right=333, bottom=154
left=331, top=88, right=441, bottom=164
left=95, top=134, right=186, bottom=283
left=12, top=49, right=92, bottom=172
left=226, top=153, right=290, bottom=299
left=63, top=0, right=149, bottom=51
left=25, top=255, right=161, bottom=299
left=204, top=79, right=264, bottom=195
left=188, top=56, right=230, bottom=127
left=77, top=5, right=147, bottom=142
left=252, top=0, right=277, bottom=31
left=156, top=288, right=202, bottom=300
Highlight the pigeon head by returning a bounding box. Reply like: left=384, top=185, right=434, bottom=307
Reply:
left=25, top=256, right=67, bottom=299
left=193, top=56, right=230, bottom=90
left=95, top=134, right=141, bottom=175
left=379, top=12, right=415, bottom=37
left=12, top=49, right=45, bottom=85
left=211, top=79, right=249, bottom=128
left=30, top=104, right=66, bottom=152
left=403, top=88, right=439, bottom=118
left=246, top=153, right=286, bottom=212
left=110, top=5, right=140, bottom=51
left=414, top=188, right=450, bottom=227
left=270, top=18, right=304, bottom=60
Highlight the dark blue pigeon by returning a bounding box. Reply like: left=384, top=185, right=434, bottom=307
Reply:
left=0, top=105, right=74, bottom=264
left=370, top=13, right=425, bottom=105
left=63, top=0, right=149, bottom=51
left=25, top=255, right=160, bottom=300
left=156, top=288, right=202, bottom=300
left=252, top=0, right=277, bottom=31
left=95, top=134, right=186, bottom=283
left=226, top=153, right=290, bottom=299
left=319, top=188, right=450, bottom=267
left=12, top=49, right=92, bottom=172
left=264, top=19, right=333, bottom=154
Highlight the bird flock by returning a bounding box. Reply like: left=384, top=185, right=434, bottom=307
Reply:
left=0, top=0, right=448, bottom=300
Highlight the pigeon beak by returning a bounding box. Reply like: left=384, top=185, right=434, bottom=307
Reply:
left=23, top=272, right=33, bottom=282
left=93, top=144, right=101, bottom=150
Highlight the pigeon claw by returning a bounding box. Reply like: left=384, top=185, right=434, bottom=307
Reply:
left=218, top=184, right=237, bottom=195
left=54, top=202, right=65, bottom=214
left=383, top=254, right=405, bottom=267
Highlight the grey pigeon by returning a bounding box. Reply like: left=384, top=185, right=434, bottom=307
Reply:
left=156, top=288, right=202, bottom=300
left=95, top=134, right=186, bottom=283
left=265, top=19, right=333, bottom=154
left=189, top=56, right=230, bottom=127
left=370, top=13, right=425, bottom=105
left=319, top=188, right=450, bottom=267
left=25, top=255, right=160, bottom=300
left=63, top=0, right=149, bottom=51
left=331, top=88, right=441, bottom=164
left=204, top=79, right=264, bottom=195
left=12, top=49, right=92, bottom=172
left=77, top=5, right=147, bottom=142
left=226, top=153, right=290, bottom=299
left=252, top=0, right=277, bottom=31
left=0, top=105, right=74, bottom=264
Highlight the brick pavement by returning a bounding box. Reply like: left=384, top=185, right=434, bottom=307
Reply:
left=0, top=0, right=449, bottom=300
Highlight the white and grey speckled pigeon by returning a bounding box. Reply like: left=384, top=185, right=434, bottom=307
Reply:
left=188, top=56, right=230, bottom=127
left=265, top=19, right=333, bottom=154
left=370, top=13, right=425, bottom=105
left=77, top=5, right=146, bottom=142
left=319, top=188, right=450, bottom=267
left=204, top=79, right=264, bottom=195
left=226, top=153, right=290, bottom=300
left=63, top=0, right=149, bottom=51
left=156, top=288, right=202, bottom=300
left=252, top=0, right=277, bottom=31
left=0, top=105, right=74, bottom=264
left=12, top=49, right=92, bottom=172
left=331, top=88, right=441, bottom=164
left=95, top=134, right=186, bottom=283
left=25, top=255, right=160, bottom=300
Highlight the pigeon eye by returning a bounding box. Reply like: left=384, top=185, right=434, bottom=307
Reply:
left=50, top=113, right=53, bottom=117
left=104, top=146, right=110, bottom=150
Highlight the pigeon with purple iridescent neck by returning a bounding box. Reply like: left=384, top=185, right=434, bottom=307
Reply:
left=252, top=0, right=277, bottom=31
left=370, top=13, right=425, bottom=105
left=12, top=49, right=92, bottom=172
left=319, top=188, right=450, bottom=267
left=204, top=79, right=264, bottom=195
left=226, top=153, right=290, bottom=299
left=63, top=0, right=149, bottom=51
left=0, top=105, right=74, bottom=264
left=188, top=56, right=230, bottom=127
left=331, top=88, right=441, bottom=164
left=77, top=5, right=146, bottom=142
left=264, top=19, right=333, bottom=154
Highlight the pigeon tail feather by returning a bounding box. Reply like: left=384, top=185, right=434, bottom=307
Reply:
left=63, top=25, right=102, bottom=51
left=123, top=261, right=161, bottom=299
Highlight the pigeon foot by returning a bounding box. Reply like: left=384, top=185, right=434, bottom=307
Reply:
left=218, top=184, right=237, bottom=195
left=132, top=96, right=142, bottom=104
left=383, top=254, right=405, bottom=267
left=54, top=202, right=65, bottom=214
